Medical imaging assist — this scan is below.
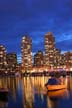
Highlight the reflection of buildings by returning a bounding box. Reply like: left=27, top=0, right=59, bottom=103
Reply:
left=8, top=78, right=18, bottom=101
left=0, top=101, right=8, bottom=108
left=0, top=77, right=8, bottom=88
left=23, top=76, right=48, bottom=108
left=34, top=51, right=44, bottom=67
left=0, top=45, right=7, bottom=72
left=47, top=96, right=58, bottom=108
left=21, top=36, right=32, bottom=72
left=23, top=77, right=34, bottom=108
left=44, top=32, right=55, bottom=68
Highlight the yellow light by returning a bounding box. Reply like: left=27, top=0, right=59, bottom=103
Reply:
left=70, top=68, right=72, bottom=71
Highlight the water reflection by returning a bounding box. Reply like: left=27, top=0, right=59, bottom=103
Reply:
left=0, top=75, right=72, bottom=108
left=47, top=89, right=69, bottom=108
left=22, top=76, right=71, bottom=108
left=23, top=76, right=49, bottom=108
left=0, top=101, right=8, bottom=108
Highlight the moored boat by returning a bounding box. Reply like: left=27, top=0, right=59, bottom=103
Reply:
left=45, top=77, right=66, bottom=91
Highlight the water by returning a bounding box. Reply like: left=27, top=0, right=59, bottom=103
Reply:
left=0, top=75, right=72, bottom=108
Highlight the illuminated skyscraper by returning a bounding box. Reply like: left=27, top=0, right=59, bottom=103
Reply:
left=64, top=52, right=72, bottom=70
left=59, top=54, right=65, bottom=68
left=44, top=32, right=55, bottom=68
left=21, top=36, right=32, bottom=72
left=0, top=45, right=7, bottom=72
left=54, top=48, right=61, bottom=68
left=34, top=51, right=44, bottom=67
left=6, top=53, right=17, bottom=66
left=6, top=53, right=17, bottom=72
left=0, top=45, right=7, bottom=65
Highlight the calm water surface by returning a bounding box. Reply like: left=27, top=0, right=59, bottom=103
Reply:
left=0, top=75, right=72, bottom=108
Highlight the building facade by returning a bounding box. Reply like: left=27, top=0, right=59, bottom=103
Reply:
left=34, top=51, right=44, bottom=67
left=54, top=48, right=61, bottom=68
left=6, top=53, right=17, bottom=66
left=0, top=45, right=7, bottom=72
left=21, top=36, right=32, bottom=72
left=64, top=52, right=72, bottom=70
left=44, top=32, right=55, bottom=68
left=6, top=52, right=17, bottom=72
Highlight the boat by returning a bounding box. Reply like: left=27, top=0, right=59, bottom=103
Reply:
left=45, top=77, right=66, bottom=91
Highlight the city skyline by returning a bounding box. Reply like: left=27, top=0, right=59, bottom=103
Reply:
left=0, top=33, right=72, bottom=72
left=0, top=32, right=72, bottom=64
left=0, top=1, right=72, bottom=107
left=0, top=0, right=72, bottom=62
left=0, top=31, right=72, bottom=63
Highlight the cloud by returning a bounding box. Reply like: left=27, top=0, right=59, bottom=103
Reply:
left=56, top=39, right=72, bottom=51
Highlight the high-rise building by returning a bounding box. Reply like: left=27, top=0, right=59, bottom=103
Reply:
left=6, top=53, right=17, bottom=66
left=64, top=52, right=72, bottom=70
left=0, top=45, right=7, bottom=65
left=59, top=54, right=65, bottom=68
left=6, top=53, right=17, bottom=72
left=34, top=51, right=44, bottom=67
left=44, top=32, right=55, bottom=68
left=21, top=35, right=32, bottom=72
left=54, top=48, right=61, bottom=68
left=0, top=45, right=7, bottom=72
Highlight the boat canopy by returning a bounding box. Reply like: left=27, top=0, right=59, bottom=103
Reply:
left=46, top=77, right=60, bottom=85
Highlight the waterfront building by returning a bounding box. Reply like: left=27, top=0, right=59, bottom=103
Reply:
left=54, top=48, right=61, bottom=69
left=21, top=35, right=32, bottom=72
left=6, top=53, right=17, bottom=72
left=64, top=52, right=72, bottom=71
left=0, top=45, right=7, bottom=72
left=57, top=53, right=65, bottom=71
left=34, top=51, right=44, bottom=67
left=6, top=52, right=17, bottom=65
left=6, top=53, right=17, bottom=65
left=15, top=63, right=21, bottom=72
left=44, top=32, right=55, bottom=68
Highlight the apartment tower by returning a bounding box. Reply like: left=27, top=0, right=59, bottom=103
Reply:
left=21, top=36, right=32, bottom=72
left=44, top=32, right=55, bottom=68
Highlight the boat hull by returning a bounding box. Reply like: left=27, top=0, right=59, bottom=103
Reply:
left=48, top=89, right=66, bottom=97
left=46, top=84, right=66, bottom=91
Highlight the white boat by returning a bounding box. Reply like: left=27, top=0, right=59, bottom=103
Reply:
left=45, top=77, right=66, bottom=91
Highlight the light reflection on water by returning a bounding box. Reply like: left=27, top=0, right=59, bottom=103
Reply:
left=0, top=75, right=72, bottom=108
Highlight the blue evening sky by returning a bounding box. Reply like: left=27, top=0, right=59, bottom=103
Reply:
left=0, top=0, right=72, bottom=62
